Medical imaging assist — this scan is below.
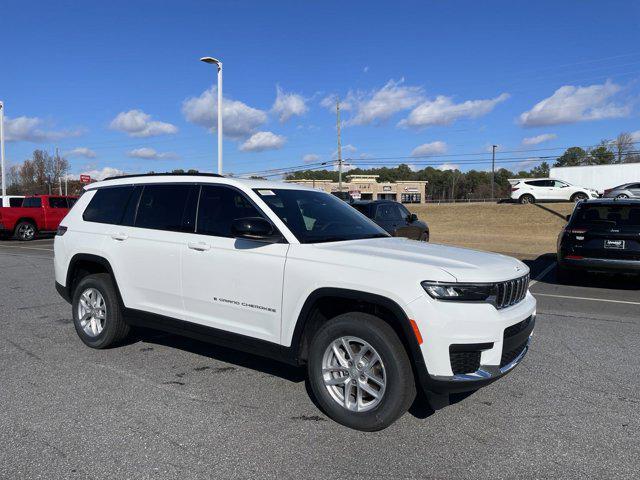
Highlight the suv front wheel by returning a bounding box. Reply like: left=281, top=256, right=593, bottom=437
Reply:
left=307, top=312, right=416, bottom=431
left=72, top=273, right=130, bottom=348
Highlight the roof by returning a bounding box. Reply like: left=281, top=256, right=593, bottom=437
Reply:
left=351, top=199, right=400, bottom=205
left=85, top=173, right=319, bottom=193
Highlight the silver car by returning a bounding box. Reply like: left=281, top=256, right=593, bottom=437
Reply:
left=603, top=182, right=640, bottom=199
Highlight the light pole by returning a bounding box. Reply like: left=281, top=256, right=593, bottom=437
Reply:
left=200, top=56, right=223, bottom=175
left=491, top=144, right=497, bottom=200
left=0, top=101, right=5, bottom=203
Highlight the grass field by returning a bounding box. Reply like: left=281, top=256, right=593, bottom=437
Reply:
left=407, top=202, right=576, bottom=259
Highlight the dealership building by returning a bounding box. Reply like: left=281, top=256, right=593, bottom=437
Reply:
left=287, top=175, right=428, bottom=204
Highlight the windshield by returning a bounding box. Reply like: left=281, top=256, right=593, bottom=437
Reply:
left=571, top=204, right=640, bottom=229
left=255, top=188, right=389, bottom=243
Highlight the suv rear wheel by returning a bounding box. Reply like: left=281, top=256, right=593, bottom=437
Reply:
left=571, top=192, right=588, bottom=202
left=307, top=312, right=416, bottom=431
left=519, top=194, right=535, bottom=204
left=72, top=273, right=130, bottom=348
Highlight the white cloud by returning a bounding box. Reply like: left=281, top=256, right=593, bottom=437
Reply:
left=522, top=133, right=557, bottom=145
left=272, top=85, right=307, bottom=123
left=363, top=66, right=370, bottom=73
left=182, top=86, right=267, bottom=139
left=411, top=141, right=447, bottom=156
left=519, top=80, right=630, bottom=127
left=630, top=130, right=640, bottom=142
left=437, top=163, right=460, bottom=171
left=65, top=147, right=96, bottom=158
left=79, top=167, right=124, bottom=181
left=109, top=109, right=178, bottom=137
left=332, top=144, right=358, bottom=160
left=344, top=79, right=424, bottom=126
left=239, top=131, right=286, bottom=152
left=303, top=153, right=321, bottom=163
left=127, top=147, right=177, bottom=160
left=4, top=116, right=84, bottom=142
left=400, top=93, right=510, bottom=128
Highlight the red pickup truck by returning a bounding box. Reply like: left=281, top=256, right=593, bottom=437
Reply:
left=0, top=195, right=78, bottom=241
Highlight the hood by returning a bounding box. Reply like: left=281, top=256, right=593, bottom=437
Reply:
left=312, top=237, right=528, bottom=283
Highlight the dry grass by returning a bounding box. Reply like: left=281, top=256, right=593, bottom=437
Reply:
left=406, top=202, right=576, bottom=259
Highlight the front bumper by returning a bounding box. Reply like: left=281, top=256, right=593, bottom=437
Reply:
left=559, top=256, right=640, bottom=272
left=405, top=292, right=536, bottom=394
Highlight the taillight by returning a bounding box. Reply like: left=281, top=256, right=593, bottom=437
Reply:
left=603, top=189, right=611, bottom=195
left=566, top=255, right=584, bottom=260
left=511, top=187, right=519, bottom=192
left=56, top=225, right=67, bottom=236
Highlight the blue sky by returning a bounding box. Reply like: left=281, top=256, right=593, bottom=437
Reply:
left=1, top=0, right=640, bottom=179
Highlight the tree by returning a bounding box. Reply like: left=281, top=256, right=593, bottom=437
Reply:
left=613, top=132, right=635, bottom=163
left=586, top=141, right=614, bottom=165
left=554, top=147, right=587, bottom=167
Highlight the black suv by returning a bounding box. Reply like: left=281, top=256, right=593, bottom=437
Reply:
left=352, top=200, right=429, bottom=241
left=557, top=199, right=640, bottom=280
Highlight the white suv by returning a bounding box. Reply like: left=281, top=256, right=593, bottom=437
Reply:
left=510, top=178, right=598, bottom=204
left=54, top=173, right=535, bottom=430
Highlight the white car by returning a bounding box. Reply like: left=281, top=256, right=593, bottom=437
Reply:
left=510, top=178, right=599, bottom=204
left=54, top=173, right=535, bottom=430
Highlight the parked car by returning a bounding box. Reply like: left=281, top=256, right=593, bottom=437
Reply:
left=0, top=194, right=78, bottom=240
left=509, top=178, right=599, bottom=204
left=557, top=198, right=640, bottom=281
left=54, top=173, right=535, bottom=431
left=351, top=200, right=429, bottom=241
left=0, top=195, right=25, bottom=207
left=602, top=182, right=640, bottom=199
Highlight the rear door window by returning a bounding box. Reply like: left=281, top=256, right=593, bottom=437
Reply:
left=83, top=186, right=134, bottom=224
left=375, top=203, right=403, bottom=221
left=22, top=197, right=42, bottom=208
left=135, top=184, right=197, bottom=232
left=9, top=198, right=23, bottom=207
left=49, top=197, right=68, bottom=208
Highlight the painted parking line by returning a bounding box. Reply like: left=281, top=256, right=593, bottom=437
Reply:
left=529, top=261, right=556, bottom=287
left=0, top=244, right=54, bottom=252
left=532, top=292, right=640, bottom=306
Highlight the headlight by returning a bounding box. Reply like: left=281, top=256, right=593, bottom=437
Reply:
left=421, top=281, right=496, bottom=302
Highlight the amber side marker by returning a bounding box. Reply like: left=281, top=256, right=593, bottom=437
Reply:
left=409, top=319, right=423, bottom=345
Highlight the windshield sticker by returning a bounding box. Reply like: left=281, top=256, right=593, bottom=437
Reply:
left=258, top=189, right=275, bottom=196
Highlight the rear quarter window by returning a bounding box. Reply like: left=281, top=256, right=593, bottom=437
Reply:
left=83, top=186, right=135, bottom=225
left=22, top=197, right=42, bottom=208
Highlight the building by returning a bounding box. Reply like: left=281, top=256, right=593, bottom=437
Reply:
left=287, top=175, right=428, bottom=204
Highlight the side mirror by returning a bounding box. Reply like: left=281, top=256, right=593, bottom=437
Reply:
left=231, top=217, right=282, bottom=243
left=408, top=213, right=418, bottom=223
left=565, top=214, right=571, bottom=221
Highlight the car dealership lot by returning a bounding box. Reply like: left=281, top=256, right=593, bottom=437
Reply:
left=1, top=239, right=638, bottom=479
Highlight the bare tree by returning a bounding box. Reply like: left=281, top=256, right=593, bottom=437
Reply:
left=612, top=132, right=635, bottom=163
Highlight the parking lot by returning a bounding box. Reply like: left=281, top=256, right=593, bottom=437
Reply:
left=1, top=238, right=638, bottom=479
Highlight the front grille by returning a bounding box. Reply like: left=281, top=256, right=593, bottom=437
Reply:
left=500, top=338, right=528, bottom=368
left=504, top=316, right=533, bottom=338
left=494, top=274, right=529, bottom=309
left=450, top=351, right=481, bottom=375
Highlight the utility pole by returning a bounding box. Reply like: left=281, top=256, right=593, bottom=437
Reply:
left=0, top=101, right=5, bottom=204
left=56, top=147, right=62, bottom=195
left=491, top=144, right=497, bottom=200
left=200, top=56, right=223, bottom=175
left=336, top=99, right=343, bottom=193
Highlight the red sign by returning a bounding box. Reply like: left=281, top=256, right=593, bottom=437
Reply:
left=80, top=174, right=91, bottom=183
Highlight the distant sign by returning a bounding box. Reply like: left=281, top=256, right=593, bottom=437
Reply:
left=80, top=174, right=91, bottom=183
left=349, top=190, right=361, bottom=200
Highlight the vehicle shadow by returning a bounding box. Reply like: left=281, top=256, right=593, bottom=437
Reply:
left=522, top=253, right=640, bottom=290
left=130, top=326, right=441, bottom=420
left=533, top=202, right=572, bottom=221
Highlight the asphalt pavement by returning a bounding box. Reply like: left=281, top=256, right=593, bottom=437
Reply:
left=0, top=238, right=638, bottom=479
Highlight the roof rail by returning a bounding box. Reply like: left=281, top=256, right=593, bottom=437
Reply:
left=102, top=172, right=224, bottom=181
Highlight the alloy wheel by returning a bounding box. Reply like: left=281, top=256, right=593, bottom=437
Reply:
left=321, top=336, right=386, bottom=412
left=77, top=288, right=107, bottom=337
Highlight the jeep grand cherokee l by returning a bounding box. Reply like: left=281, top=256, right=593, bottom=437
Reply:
left=54, top=173, right=536, bottom=431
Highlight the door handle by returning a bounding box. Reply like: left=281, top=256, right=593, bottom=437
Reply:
left=110, top=232, right=128, bottom=241
left=188, top=242, right=211, bottom=251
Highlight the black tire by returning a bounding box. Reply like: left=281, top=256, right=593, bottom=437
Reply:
left=71, top=273, right=130, bottom=348
left=419, top=231, right=429, bottom=242
left=571, top=192, right=588, bottom=202
left=307, top=312, right=416, bottom=431
left=519, top=194, right=535, bottom=204
left=616, top=194, right=629, bottom=199
left=14, top=220, right=37, bottom=241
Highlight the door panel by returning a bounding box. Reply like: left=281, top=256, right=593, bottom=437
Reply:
left=180, top=185, right=287, bottom=343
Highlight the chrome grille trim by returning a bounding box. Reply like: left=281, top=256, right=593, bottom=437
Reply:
left=494, top=274, right=529, bottom=309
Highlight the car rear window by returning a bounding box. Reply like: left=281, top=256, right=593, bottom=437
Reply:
left=83, top=186, right=135, bottom=224
left=571, top=205, right=640, bottom=228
